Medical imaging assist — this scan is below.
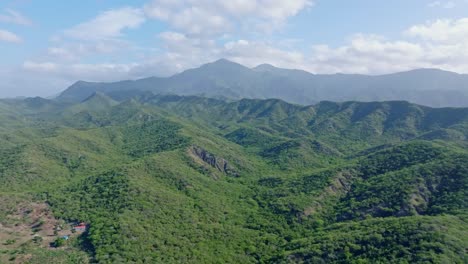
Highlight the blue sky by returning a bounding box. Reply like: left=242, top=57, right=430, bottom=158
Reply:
left=0, top=0, right=468, bottom=97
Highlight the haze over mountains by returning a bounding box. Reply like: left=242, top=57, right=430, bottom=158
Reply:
left=58, top=59, right=468, bottom=107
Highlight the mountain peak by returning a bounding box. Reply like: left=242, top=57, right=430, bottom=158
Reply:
left=70, top=80, right=94, bottom=87
left=254, top=63, right=276, bottom=69
left=202, top=58, right=248, bottom=70
left=252, top=63, right=314, bottom=76
left=57, top=60, right=468, bottom=107
left=253, top=63, right=278, bottom=72
left=389, top=68, right=461, bottom=76
left=213, top=58, right=235, bottom=64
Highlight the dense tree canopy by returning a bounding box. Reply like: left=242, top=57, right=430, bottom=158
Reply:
left=0, top=94, right=466, bottom=263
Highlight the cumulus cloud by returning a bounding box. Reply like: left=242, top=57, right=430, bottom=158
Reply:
left=144, top=0, right=313, bottom=35
left=44, top=7, right=145, bottom=62
left=47, top=39, right=131, bottom=61
left=222, top=39, right=304, bottom=68
left=151, top=17, right=468, bottom=75
left=0, top=9, right=32, bottom=26
left=406, top=18, right=468, bottom=43
left=144, top=2, right=231, bottom=35
left=154, top=31, right=305, bottom=70
left=159, top=31, right=217, bottom=57
left=64, top=7, right=145, bottom=40
left=6, top=1, right=314, bottom=97
left=306, top=18, right=468, bottom=74
left=23, top=61, right=141, bottom=82
left=307, top=35, right=428, bottom=74
left=23, top=61, right=58, bottom=72
left=7, top=1, right=468, bottom=98
left=17, top=38, right=305, bottom=96
left=254, top=0, right=314, bottom=20
left=0, top=29, right=22, bottom=43
left=17, top=15, right=468, bottom=98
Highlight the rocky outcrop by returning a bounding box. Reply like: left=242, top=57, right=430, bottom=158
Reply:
left=189, top=146, right=239, bottom=177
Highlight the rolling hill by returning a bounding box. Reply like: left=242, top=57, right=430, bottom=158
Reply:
left=0, top=94, right=467, bottom=263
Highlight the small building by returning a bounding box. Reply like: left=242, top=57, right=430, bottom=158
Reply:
left=62, top=235, right=69, bottom=240
left=74, top=223, right=87, bottom=231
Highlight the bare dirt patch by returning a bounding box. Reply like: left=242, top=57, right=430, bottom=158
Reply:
left=0, top=198, right=85, bottom=263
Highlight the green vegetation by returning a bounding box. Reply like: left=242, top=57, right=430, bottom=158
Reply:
left=121, top=120, right=190, bottom=157
left=281, top=215, right=467, bottom=263
left=0, top=94, right=467, bottom=263
left=53, top=237, right=66, bottom=248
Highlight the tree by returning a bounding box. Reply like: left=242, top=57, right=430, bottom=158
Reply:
left=54, top=237, right=66, bottom=247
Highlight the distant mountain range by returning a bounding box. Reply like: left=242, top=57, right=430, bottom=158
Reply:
left=58, top=59, right=468, bottom=107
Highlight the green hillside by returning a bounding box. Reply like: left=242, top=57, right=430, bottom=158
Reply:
left=0, top=95, right=466, bottom=263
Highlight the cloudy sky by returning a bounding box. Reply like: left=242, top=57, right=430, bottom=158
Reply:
left=1, top=0, right=468, bottom=97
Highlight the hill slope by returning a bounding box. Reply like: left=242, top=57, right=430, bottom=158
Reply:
left=0, top=96, right=467, bottom=263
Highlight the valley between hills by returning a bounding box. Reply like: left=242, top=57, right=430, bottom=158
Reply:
left=0, top=88, right=466, bottom=263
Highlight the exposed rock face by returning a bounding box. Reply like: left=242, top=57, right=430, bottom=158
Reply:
left=189, top=146, right=238, bottom=177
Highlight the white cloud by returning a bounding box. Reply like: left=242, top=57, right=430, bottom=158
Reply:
left=254, top=0, right=314, bottom=20
left=1, top=6, right=148, bottom=98
left=406, top=18, right=468, bottom=43
left=18, top=33, right=305, bottom=93
left=23, top=60, right=141, bottom=82
left=222, top=39, right=304, bottom=68
left=47, top=47, right=77, bottom=61
left=64, top=7, right=145, bottom=40
left=47, top=39, right=131, bottom=61
left=139, top=17, right=468, bottom=76
left=428, top=1, right=456, bottom=8
left=9, top=1, right=313, bottom=97
left=23, top=61, right=58, bottom=71
left=0, top=29, right=22, bottom=43
left=171, top=7, right=230, bottom=35
left=7, top=0, right=468, bottom=99
left=44, top=7, right=145, bottom=63
left=16, top=15, right=468, bottom=98
left=0, top=9, right=32, bottom=26
left=159, top=31, right=217, bottom=55
left=157, top=30, right=468, bottom=76
left=307, top=35, right=429, bottom=74
left=144, top=0, right=313, bottom=35
left=154, top=31, right=305, bottom=70
left=305, top=17, right=468, bottom=74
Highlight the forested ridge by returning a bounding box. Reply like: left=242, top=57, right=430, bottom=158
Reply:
left=0, top=93, right=466, bottom=263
